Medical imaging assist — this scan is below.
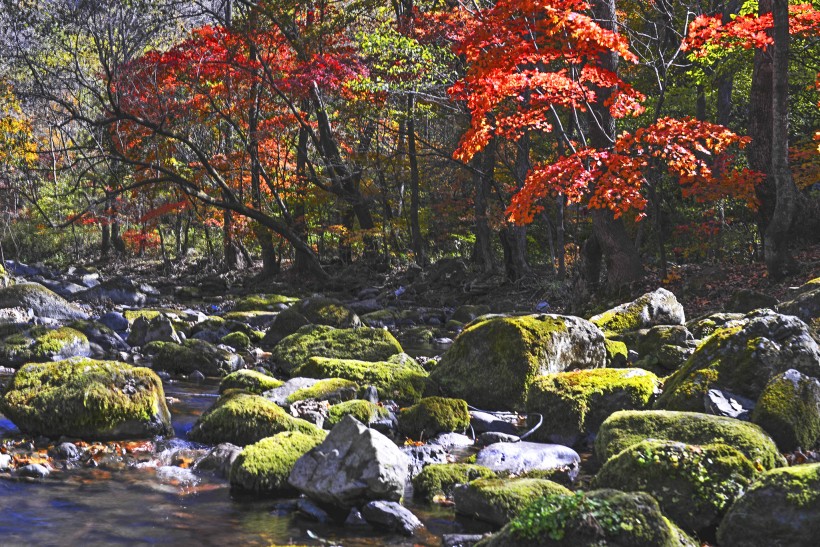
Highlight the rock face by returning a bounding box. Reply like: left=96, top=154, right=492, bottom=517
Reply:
left=454, top=478, right=571, bottom=526
left=1, top=358, right=172, bottom=440
left=475, top=441, right=581, bottom=478
left=590, top=288, right=685, bottom=334
left=428, top=314, right=606, bottom=410
left=0, top=282, right=88, bottom=320
left=288, top=415, right=410, bottom=508
left=656, top=310, right=820, bottom=412
left=595, top=410, right=786, bottom=471
left=751, top=369, right=820, bottom=451
left=150, top=339, right=243, bottom=377
left=717, top=463, right=820, bottom=547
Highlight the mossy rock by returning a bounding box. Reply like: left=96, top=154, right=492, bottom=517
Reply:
left=655, top=311, right=820, bottom=412
left=751, top=369, right=820, bottom=451
left=229, top=430, right=325, bottom=494
left=398, top=397, right=470, bottom=440
left=634, top=325, right=695, bottom=374
left=271, top=325, right=403, bottom=374
left=604, top=338, right=628, bottom=367
left=293, top=353, right=428, bottom=404
left=454, top=477, right=572, bottom=526
left=0, top=282, right=88, bottom=321
left=778, top=285, right=820, bottom=333
left=0, top=326, right=91, bottom=368
left=590, top=288, right=685, bottom=335
left=284, top=377, right=358, bottom=405
left=325, top=399, right=388, bottom=428
left=428, top=314, right=606, bottom=411
left=452, top=304, right=492, bottom=324
left=478, top=489, right=698, bottom=547
left=220, top=331, right=252, bottom=351
left=152, top=339, right=243, bottom=377
left=526, top=368, right=660, bottom=446
left=297, top=296, right=360, bottom=328
left=595, top=410, right=786, bottom=471
left=188, top=392, right=322, bottom=446
left=717, top=463, right=820, bottom=547
left=259, top=307, right=311, bottom=348
left=123, top=309, right=190, bottom=333
left=594, top=440, right=758, bottom=536
left=412, top=463, right=496, bottom=502
left=232, top=294, right=298, bottom=312
left=218, top=369, right=283, bottom=395
left=1, top=358, right=172, bottom=440
left=686, top=312, right=744, bottom=339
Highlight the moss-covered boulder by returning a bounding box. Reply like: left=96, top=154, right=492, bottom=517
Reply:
left=271, top=325, right=403, bottom=374
left=655, top=310, right=820, bottom=412
left=412, top=463, right=496, bottom=502
left=1, top=358, right=172, bottom=440
left=187, top=392, right=322, bottom=446
left=777, top=278, right=820, bottom=333
left=525, top=369, right=660, bottom=446
left=151, top=339, right=244, bottom=377
left=293, top=353, right=428, bottom=404
left=218, top=369, right=283, bottom=395
left=594, top=440, right=758, bottom=535
left=454, top=477, right=571, bottom=526
left=0, top=326, right=91, bottom=368
left=326, top=400, right=387, bottom=428
left=590, top=288, right=685, bottom=335
left=229, top=430, right=326, bottom=494
left=220, top=331, right=252, bottom=351
left=298, top=296, right=360, bottom=328
left=717, top=463, right=820, bottom=547
left=604, top=338, right=628, bottom=367
left=284, top=377, right=358, bottom=405
left=0, top=282, right=88, bottom=321
left=452, top=304, right=491, bottom=324
left=428, top=314, right=606, bottom=411
left=477, top=490, right=697, bottom=547
left=398, top=397, right=470, bottom=440
left=634, top=325, right=695, bottom=374
left=595, top=410, right=786, bottom=470
left=232, top=294, right=298, bottom=312
left=751, top=369, right=820, bottom=451
left=258, top=307, right=310, bottom=348
left=686, top=312, right=745, bottom=339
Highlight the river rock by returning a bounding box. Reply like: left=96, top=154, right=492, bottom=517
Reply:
left=361, top=500, right=423, bottom=536
left=752, top=369, right=820, bottom=451
left=401, top=444, right=449, bottom=478
left=99, top=311, right=129, bottom=332
left=0, top=282, right=88, bottom=320
left=75, top=277, right=152, bottom=306
left=778, top=278, right=820, bottom=331
left=263, top=377, right=321, bottom=406
left=470, top=411, right=517, bottom=436
left=474, top=441, right=581, bottom=479
left=288, top=415, right=410, bottom=508
left=193, top=443, right=242, bottom=478
left=454, top=477, right=570, bottom=526
left=150, top=339, right=243, bottom=377
left=0, top=326, right=92, bottom=368
left=590, top=288, right=685, bottom=334
left=412, top=463, right=496, bottom=502
left=398, top=397, right=470, bottom=440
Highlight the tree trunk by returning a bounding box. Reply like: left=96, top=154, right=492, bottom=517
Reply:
left=764, top=0, right=797, bottom=278
left=473, top=142, right=495, bottom=274
left=407, top=95, right=425, bottom=266
left=501, top=130, right=531, bottom=281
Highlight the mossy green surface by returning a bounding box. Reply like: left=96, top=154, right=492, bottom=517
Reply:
left=717, top=463, right=820, bottom=546
left=604, top=338, right=629, bottom=367
left=455, top=477, right=572, bottom=526
left=398, top=396, right=470, bottom=440
left=152, top=338, right=241, bottom=377
left=298, top=297, right=359, bottom=328
left=479, top=490, right=698, bottom=547
left=0, top=326, right=90, bottom=367
left=293, top=354, right=428, bottom=404
left=595, top=410, right=786, bottom=471
left=220, top=331, right=252, bottom=351
left=752, top=371, right=820, bottom=451
left=218, top=369, right=283, bottom=395
left=233, top=294, right=298, bottom=312
left=284, top=377, right=358, bottom=405
left=412, top=463, right=496, bottom=501
left=187, top=392, right=321, bottom=446
left=325, top=399, right=387, bottom=428
left=1, top=357, right=172, bottom=440
left=271, top=325, right=403, bottom=374
left=594, top=440, right=758, bottom=535
left=526, top=368, right=659, bottom=445
left=229, top=430, right=325, bottom=494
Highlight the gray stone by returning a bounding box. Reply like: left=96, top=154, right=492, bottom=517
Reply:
left=470, top=411, right=518, bottom=435
left=478, top=432, right=520, bottom=446
left=297, top=498, right=330, bottom=523
left=51, top=442, right=81, bottom=460
left=193, top=443, right=242, bottom=479
left=704, top=388, right=755, bottom=420
left=401, top=444, right=449, bottom=478
left=0, top=283, right=88, bottom=321
left=17, top=464, right=50, bottom=478
left=475, top=441, right=580, bottom=479
left=442, top=534, right=487, bottom=547
left=361, top=500, right=423, bottom=536
left=590, top=288, right=685, bottom=334
left=99, top=311, right=129, bottom=332
left=430, top=432, right=473, bottom=451
left=263, top=377, right=321, bottom=407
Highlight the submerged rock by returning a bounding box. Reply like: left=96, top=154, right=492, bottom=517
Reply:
left=361, top=500, right=423, bottom=536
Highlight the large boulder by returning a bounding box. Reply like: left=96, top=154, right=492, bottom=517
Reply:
left=525, top=368, right=660, bottom=446
left=1, top=358, right=172, bottom=440
left=454, top=478, right=570, bottom=526
left=595, top=410, right=786, bottom=470
left=271, top=325, right=403, bottom=374
left=288, top=415, right=410, bottom=508
left=717, top=463, right=820, bottom=547
left=326, top=400, right=388, bottom=428
left=633, top=325, right=696, bottom=374
left=68, top=320, right=129, bottom=354
left=593, top=440, right=759, bottom=536
left=75, top=277, right=153, bottom=306
left=218, top=369, right=283, bottom=395
left=590, top=288, right=685, bottom=335
left=477, top=490, right=697, bottom=547
left=475, top=442, right=581, bottom=478
left=751, top=369, right=820, bottom=451
left=259, top=307, right=310, bottom=348
left=398, top=397, right=470, bottom=440
left=149, top=339, right=243, bottom=377
left=428, top=314, right=606, bottom=410
left=0, top=326, right=91, bottom=368
left=655, top=310, right=820, bottom=412
left=778, top=282, right=820, bottom=334
left=187, top=392, right=321, bottom=446
left=128, top=315, right=182, bottom=346
left=0, top=282, right=88, bottom=320
left=412, top=463, right=496, bottom=502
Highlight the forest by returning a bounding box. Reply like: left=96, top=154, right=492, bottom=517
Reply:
left=0, top=1, right=818, bottom=546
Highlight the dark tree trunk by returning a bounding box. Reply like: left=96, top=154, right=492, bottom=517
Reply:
left=501, top=131, right=531, bottom=281
left=473, top=141, right=496, bottom=274
left=407, top=95, right=425, bottom=266
left=111, top=219, right=126, bottom=254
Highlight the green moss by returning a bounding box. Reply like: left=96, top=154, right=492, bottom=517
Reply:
left=455, top=478, right=572, bottom=526
left=752, top=371, right=820, bottom=451
left=0, top=326, right=89, bottom=366
left=590, top=308, right=643, bottom=336
left=284, top=377, right=359, bottom=405
left=220, top=331, right=252, bottom=351
left=398, top=396, right=470, bottom=440
left=219, top=370, right=283, bottom=395
left=229, top=430, right=325, bottom=494
left=594, top=440, right=758, bottom=534
left=595, top=410, right=786, bottom=471
left=412, top=463, right=496, bottom=502
left=299, top=297, right=359, bottom=328
left=152, top=339, right=240, bottom=377
left=325, top=399, right=387, bottom=428
left=188, top=392, right=321, bottom=446
left=603, top=338, right=628, bottom=367
left=233, top=294, right=298, bottom=312
left=526, top=368, right=659, bottom=444
left=294, top=354, right=428, bottom=404
left=271, top=325, right=403, bottom=374
left=0, top=357, right=172, bottom=440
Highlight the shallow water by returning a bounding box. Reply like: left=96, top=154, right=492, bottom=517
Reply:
left=0, top=379, right=487, bottom=546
